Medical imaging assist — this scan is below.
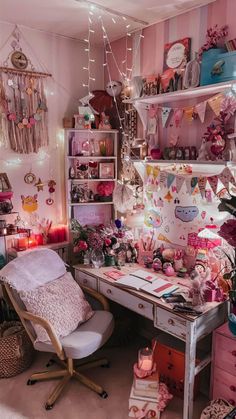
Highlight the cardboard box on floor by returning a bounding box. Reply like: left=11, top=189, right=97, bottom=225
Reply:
left=128, top=384, right=160, bottom=418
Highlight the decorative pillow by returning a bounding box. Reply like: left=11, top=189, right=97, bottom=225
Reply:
left=19, top=272, right=94, bottom=342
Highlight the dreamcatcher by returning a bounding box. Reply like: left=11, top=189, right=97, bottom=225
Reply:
left=0, top=26, right=50, bottom=154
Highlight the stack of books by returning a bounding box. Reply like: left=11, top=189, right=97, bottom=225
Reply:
left=225, top=39, right=236, bottom=52
left=128, top=372, right=160, bottom=418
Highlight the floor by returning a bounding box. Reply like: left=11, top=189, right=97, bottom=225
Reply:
left=0, top=339, right=209, bottom=419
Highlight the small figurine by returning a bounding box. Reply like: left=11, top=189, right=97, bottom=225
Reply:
left=189, top=262, right=211, bottom=307
left=99, top=112, right=111, bottom=130
left=152, top=257, right=163, bottom=272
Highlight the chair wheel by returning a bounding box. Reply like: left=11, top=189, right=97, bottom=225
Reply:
left=100, top=391, right=108, bottom=399
left=27, top=379, right=37, bottom=385
left=101, top=362, right=110, bottom=368
left=45, top=403, right=54, bottom=410
left=46, top=359, right=55, bottom=367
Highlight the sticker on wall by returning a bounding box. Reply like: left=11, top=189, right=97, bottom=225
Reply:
left=158, top=233, right=171, bottom=243
left=154, top=197, right=164, bottom=208
left=205, top=190, right=212, bottom=203
left=201, top=211, right=206, bottom=219
left=172, top=185, right=177, bottom=193
left=164, top=225, right=170, bottom=233
left=175, top=206, right=199, bottom=222
left=164, top=191, right=173, bottom=202
left=35, top=178, right=44, bottom=192
left=144, top=209, right=162, bottom=229
left=21, top=194, right=38, bottom=213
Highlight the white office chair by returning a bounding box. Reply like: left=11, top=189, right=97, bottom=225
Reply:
left=1, top=249, right=114, bottom=410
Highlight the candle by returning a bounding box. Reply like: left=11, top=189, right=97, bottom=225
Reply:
left=17, top=237, right=28, bottom=251
left=28, top=235, right=37, bottom=248
left=35, top=234, right=43, bottom=245
left=138, top=347, right=153, bottom=372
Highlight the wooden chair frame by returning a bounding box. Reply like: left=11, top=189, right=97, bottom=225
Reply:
left=2, top=282, right=111, bottom=410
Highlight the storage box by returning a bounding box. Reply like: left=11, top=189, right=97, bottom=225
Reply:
left=129, top=384, right=160, bottom=418
left=200, top=48, right=236, bottom=86
left=152, top=334, right=200, bottom=399
left=134, top=371, right=159, bottom=399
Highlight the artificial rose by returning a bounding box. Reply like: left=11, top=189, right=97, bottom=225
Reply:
left=77, top=240, right=88, bottom=251
left=218, top=219, right=236, bottom=247
left=105, top=238, right=112, bottom=246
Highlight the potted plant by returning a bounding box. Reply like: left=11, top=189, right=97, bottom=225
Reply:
left=218, top=195, right=236, bottom=316
left=198, top=24, right=228, bottom=59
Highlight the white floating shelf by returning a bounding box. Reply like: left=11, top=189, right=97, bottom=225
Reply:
left=134, top=159, right=233, bottom=165
left=64, top=129, right=119, bottom=133
left=68, top=178, right=116, bottom=182
left=67, top=156, right=116, bottom=160
left=125, top=80, right=236, bottom=106
left=69, top=202, right=114, bottom=206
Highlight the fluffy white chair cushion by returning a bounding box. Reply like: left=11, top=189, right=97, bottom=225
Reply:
left=19, top=272, right=93, bottom=342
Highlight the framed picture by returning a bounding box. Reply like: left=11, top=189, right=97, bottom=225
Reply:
left=0, top=173, right=12, bottom=192
left=163, top=37, right=191, bottom=71
left=99, top=162, right=115, bottom=179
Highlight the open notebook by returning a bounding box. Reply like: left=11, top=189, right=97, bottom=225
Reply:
left=115, top=269, right=178, bottom=298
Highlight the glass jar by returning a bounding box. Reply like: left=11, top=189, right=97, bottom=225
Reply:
left=138, top=347, right=154, bottom=372
left=116, top=249, right=126, bottom=267
left=91, top=248, right=104, bottom=268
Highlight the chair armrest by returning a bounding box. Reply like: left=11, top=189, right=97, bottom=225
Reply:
left=20, top=310, right=65, bottom=360
left=80, top=285, right=110, bottom=311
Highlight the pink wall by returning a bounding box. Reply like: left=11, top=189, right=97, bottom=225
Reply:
left=0, top=21, right=104, bottom=227
left=108, top=0, right=236, bottom=80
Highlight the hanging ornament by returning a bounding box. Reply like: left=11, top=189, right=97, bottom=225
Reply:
left=35, top=178, right=44, bottom=192
left=46, top=179, right=56, bottom=205
left=208, top=94, right=224, bottom=116
left=24, top=171, right=36, bottom=185
left=195, top=101, right=207, bottom=123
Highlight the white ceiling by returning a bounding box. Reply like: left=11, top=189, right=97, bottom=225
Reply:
left=0, top=0, right=216, bottom=43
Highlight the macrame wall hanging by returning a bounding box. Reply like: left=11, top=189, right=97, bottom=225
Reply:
left=0, top=26, right=51, bottom=154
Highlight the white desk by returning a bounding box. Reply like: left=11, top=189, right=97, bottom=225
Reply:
left=74, top=264, right=228, bottom=419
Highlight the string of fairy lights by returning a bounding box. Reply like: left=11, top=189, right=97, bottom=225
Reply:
left=81, top=7, right=145, bottom=139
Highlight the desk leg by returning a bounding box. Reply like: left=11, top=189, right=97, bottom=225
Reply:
left=183, top=322, right=197, bottom=419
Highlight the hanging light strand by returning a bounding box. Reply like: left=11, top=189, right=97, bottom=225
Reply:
left=100, top=17, right=126, bottom=135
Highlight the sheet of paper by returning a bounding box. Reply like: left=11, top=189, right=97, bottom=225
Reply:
left=131, top=269, right=157, bottom=282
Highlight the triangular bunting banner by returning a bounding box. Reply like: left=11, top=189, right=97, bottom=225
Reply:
left=195, top=101, right=207, bottom=123
left=161, top=107, right=172, bottom=128
left=176, top=176, right=185, bottom=193
left=186, top=178, right=192, bottom=195
left=167, top=173, right=175, bottom=189
left=173, top=109, right=183, bottom=128
left=198, top=177, right=207, bottom=198
left=146, top=165, right=153, bottom=177
left=153, top=166, right=160, bottom=178
left=219, top=167, right=236, bottom=189
left=160, top=172, right=167, bottom=188
left=208, top=93, right=224, bottom=116
left=208, top=175, right=219, bottom=194
left=191, top=177, right=198, bottom=193
left=184, top=107, right=194, bottom=123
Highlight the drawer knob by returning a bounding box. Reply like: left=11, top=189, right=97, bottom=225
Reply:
left=168, top=319, right=174, bottom=326
left=107, top=289, right=112, bottom=294
left=229, top=399, right=235, bottom=406
left=83, top=279, right=88, bottom=284
left=138, top=303, right=144, bottom=309
left=230, top=385, right=236, bottom=392
left=232, top=351, right=236, bottom=357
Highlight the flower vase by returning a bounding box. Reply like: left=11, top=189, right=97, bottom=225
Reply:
left=104, top=254, right=116, bottom=267
left=91, top=248, right=104, bottom=268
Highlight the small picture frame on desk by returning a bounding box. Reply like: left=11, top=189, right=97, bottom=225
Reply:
left=99, top=162, right=115, bottom=179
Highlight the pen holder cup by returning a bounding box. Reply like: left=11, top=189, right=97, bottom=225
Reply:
left=138, top=250, right=153, bottom=266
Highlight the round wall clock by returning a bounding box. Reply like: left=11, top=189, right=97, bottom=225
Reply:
left=11, top=51, right=28, bottom=70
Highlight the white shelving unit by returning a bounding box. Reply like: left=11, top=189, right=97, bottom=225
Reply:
left=64, top=129, right=118, bottom=226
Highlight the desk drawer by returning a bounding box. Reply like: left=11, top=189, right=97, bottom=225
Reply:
left=99, top=283, right=153, bottom=320
left=214, top=334, right=236, bottom=376
left=75, top=271, right=97, bottom=290
left=154, top=307, right=187, bottom=341
left=213, top=366, right=236, bottom=406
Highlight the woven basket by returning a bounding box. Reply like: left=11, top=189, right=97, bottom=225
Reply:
left=0, top=321, right=34, bottom=378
